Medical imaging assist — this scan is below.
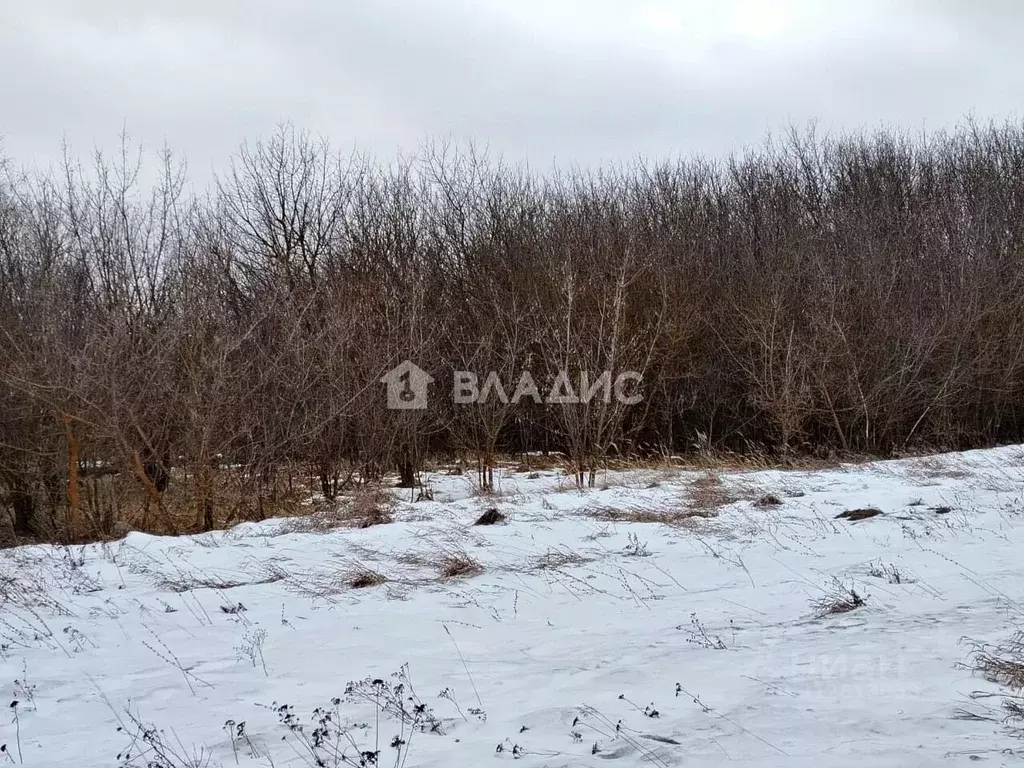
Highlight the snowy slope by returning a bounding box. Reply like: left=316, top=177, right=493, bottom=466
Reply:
left=1, top=447, right=1023, bottom=767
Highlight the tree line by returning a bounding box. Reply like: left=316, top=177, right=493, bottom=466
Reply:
left=3, top=121, right=1024, bottom=541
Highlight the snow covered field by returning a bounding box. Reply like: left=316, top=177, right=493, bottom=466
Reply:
left=2, top=447, right=1024, bottom=767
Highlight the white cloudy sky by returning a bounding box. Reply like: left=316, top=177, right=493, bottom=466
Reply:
left=0, top=0, right=1019, bottom=183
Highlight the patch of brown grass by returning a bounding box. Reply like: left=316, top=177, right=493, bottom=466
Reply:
left=685, top=449, right=873, bottom=472
left=961, top=631, right=1024, bottom=726
left=530, top=548, right=591, bottom=570
left=70, top=468, right=396, bottom=543
left=438, top=552, right=483, bottom=579
left=907, top=457, right=972, bottom=482
left=1005, top=696, right=1024, bottom=723
left=514, top=453, right=565, bottom=473
left=686, top=472, right=738, bottom=512
left=285, top=558, right=391, bottom=598
left=281, top=486, right=394, bottom=534
left=350, top=487, right=395, bottom=527
left=584, top=502, right=716, bottom=525
left=156, top=574, right=248, bottom=593
left=347, top=568, right=388, bottom=589
left=7, top=465, right=312, bottom=546
left=965, top=632, right=1024, bottom=690
left=499, top=450, right=871, bottom=477
left=396, top=552, right=429, bottom=567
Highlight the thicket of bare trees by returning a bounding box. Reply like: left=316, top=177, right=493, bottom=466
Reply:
left=3, top=121, right=1024, bottom=542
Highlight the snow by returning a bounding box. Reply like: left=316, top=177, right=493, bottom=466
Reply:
left=2, top=447, right=1024, bottom=766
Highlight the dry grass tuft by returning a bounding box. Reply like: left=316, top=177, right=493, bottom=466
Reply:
left=530, top=548, right=591, bottom=570
left=965, top=632, right=1024, bottom=690
left=347, top=568, right=388, bottom=589
left=685, top=449, right=870, bottom=472
left=156, top=573, right=249, bottom=593
left=686, top=472, right=738, bottom=512
left=1005, top=696, right=1024, bottom=723
left=438, top=552, right=483, bottom=579
left=960, top=631, right=1024, bottom=726
left=396, top=552, right=429, bottom=568
left=585, top=503, right=715, bottom=525
left=754, top=493, right=783, bottom=507
left=812, top=579, right=866, bottom=616
left=286, top=558, right=390, bottom=597
left=867, top=560, right=912, bottom=585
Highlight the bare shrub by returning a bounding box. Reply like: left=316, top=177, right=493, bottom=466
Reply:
left=349, top=487, right=395, bottom=528
left=867, top=560, right=912, bottom=585
left=681, top=612, right=727, bottom=650
left=623, top=532, right=650, bottom=557
left=117, top=708, right=215, bottom=767
left=10, top=122, right=1024, bottom=545
left=812, top=579, right=866, bottom=616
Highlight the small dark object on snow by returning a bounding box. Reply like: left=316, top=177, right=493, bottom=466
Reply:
left=929, top=505, right=952, bottom=515
left=836, top=507, right=883, bottom=521
left=755, top=493, right=783, bottom=507
left=473, top=508, right=506, bottom=526
left=641, top=734, right=682, bottom=745
left=349, top=570, right=386, bottom=589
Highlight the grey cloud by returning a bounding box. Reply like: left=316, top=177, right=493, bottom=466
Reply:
left=1, top=0, right=1021, bottom=186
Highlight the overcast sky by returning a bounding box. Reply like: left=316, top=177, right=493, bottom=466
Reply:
left=1, top=0, right=1020, bottom=185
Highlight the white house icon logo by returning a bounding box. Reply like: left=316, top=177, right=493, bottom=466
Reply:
left=380, top=360, right=433, bottom=410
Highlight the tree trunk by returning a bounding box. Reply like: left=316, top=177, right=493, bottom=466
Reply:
left=319, top=470, right=338, bottom=501
left=398, top=458, right=416, bottom=489
left=142, top=449, right=171, bottom=493
left=64, top=414, right=80, bottom=535
left=11, top=488, right=36, bottom=538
